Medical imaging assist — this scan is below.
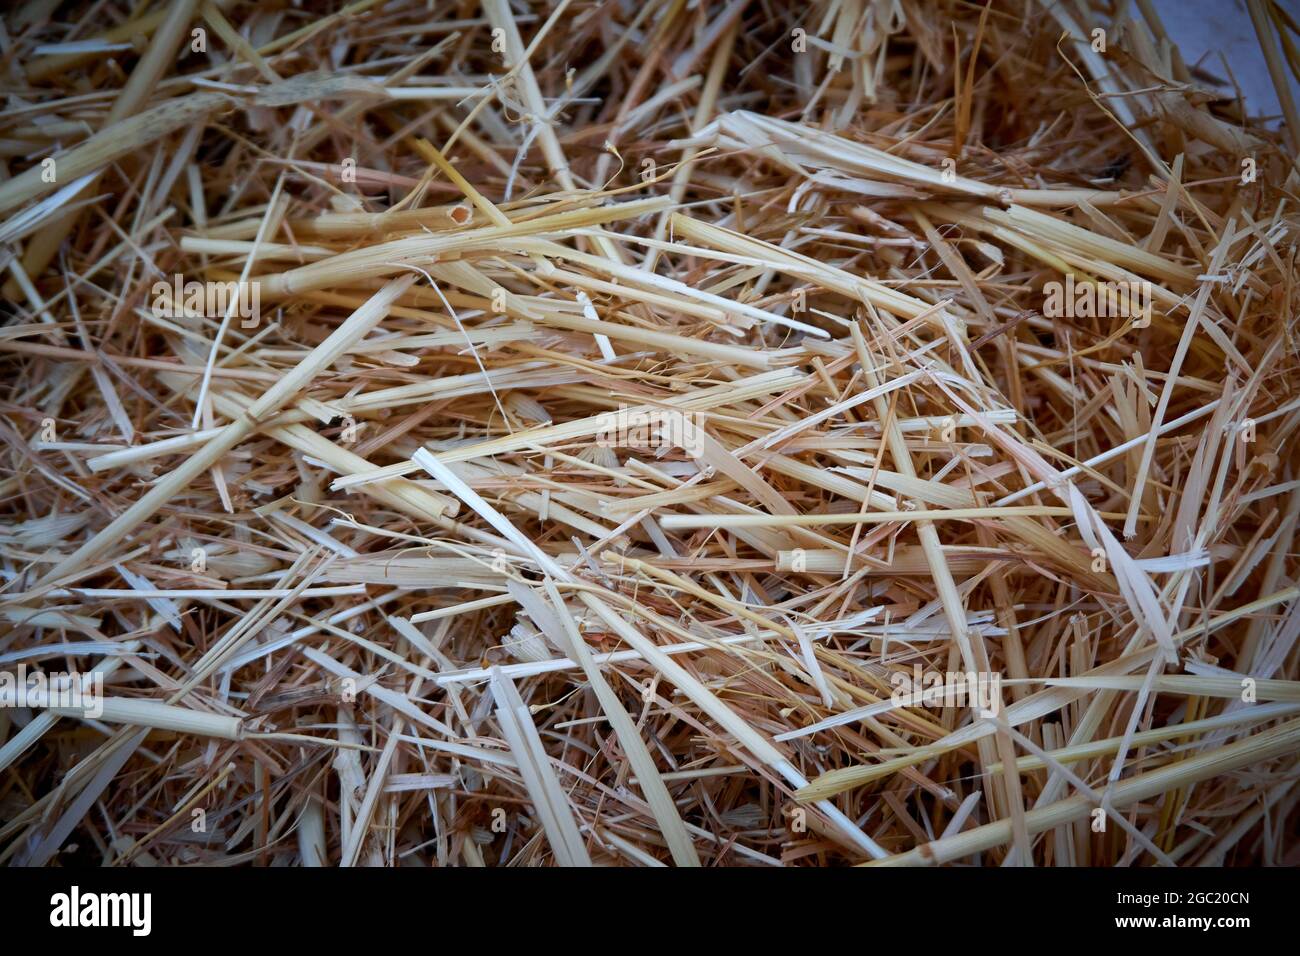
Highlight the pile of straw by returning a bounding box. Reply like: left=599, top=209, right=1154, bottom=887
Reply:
left=1, top=0, right=1297, bottom=866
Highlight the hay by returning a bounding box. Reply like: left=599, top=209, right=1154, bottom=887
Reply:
left=0, top=0, right=1297, bottom=867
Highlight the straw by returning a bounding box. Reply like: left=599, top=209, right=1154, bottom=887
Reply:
left=0, top=0, right=1296, bottom=868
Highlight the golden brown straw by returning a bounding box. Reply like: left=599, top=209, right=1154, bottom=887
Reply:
left=0, top=0, right=1297, bottom=868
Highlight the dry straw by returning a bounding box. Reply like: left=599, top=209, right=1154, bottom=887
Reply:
left=0, top=0, right=1297, bottom=867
